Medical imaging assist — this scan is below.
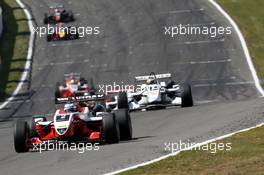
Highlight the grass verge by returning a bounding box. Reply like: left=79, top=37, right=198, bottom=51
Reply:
left=121, top=126, right=264, bottom=175
left=0, top=0, right=29, bottom=100
left=218, top=0, right=264, bottom=87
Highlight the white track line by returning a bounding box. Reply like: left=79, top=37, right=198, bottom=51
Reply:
left=167, top=39, right=225, bottom=46
left=208, top=0, right=264, bottom=96
left=140, top=38, right=224, bottom=47
left=172, top=58, right=231, bottom=65
left=184, top=38, right=224, bottom=45
left=105, top=1, right=264, bottom=174
left=156, top=8, right=204, bottom=15
left=105, top=122, right=264, bottom=175
left=181, top=21, right=215, bottom=27
left=196, top=99, right=218, bottom=104
left=50, top=40, right=90, bottom=47
left=0, top=0, right=34, bottom=110
left=193, top=81, right=255, bottom=87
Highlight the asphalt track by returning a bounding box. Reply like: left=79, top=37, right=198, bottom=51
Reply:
left=0, top=0, right=263, bottom=174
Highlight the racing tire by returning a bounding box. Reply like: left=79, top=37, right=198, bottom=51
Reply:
left=47, top=34, right=52, bottom=42
left=68, top=11, right=74, bottom=21
left=44, top=13, right=48, bottom=24
left=102, top=113, right=120, bottom=144
left=55, top=89, right=61, bottom=98
left=29, top=116, right=47, bottom=137
left=117, top=92, right=129, bottom=109
left=181, top=84, right=193, bottom=107
left=14, top=120, right=29, bottom=153
left=87, top=78, right=96, bottom=95
left=55, top=82, right=61, bottom=103
left=55, top=82, right=61, bottom=96
left=74, top=33, right=79, bottom=39
left=114, top=109, right=132, bottom=140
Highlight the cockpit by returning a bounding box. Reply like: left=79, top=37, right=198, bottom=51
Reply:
left=55, top=114, right=70, bottom=122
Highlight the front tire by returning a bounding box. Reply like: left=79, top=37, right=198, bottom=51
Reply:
left=181, top=84, right=193, bottom=107
left=14, top=120, right=29, bottom=153
left=102, top=113, right=120, bottom=143
left=55, top=82, right=61, bottom=103
left=114, top=109, right=132, bottom=140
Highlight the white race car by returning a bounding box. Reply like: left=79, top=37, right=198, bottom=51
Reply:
left=106, top=72, right=193, bottom=111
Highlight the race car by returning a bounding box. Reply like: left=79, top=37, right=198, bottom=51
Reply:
left=44, top=4, right=74, bottom=24
left=47, top=25, right=79, bottom=42
left=106, top=72, right=193, bottom=111
left=55, top=73, right=96, bottom=103
left=14, top=94, right=132, bottom=153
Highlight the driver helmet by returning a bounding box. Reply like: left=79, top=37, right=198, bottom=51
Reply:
left=70, top=79, right=75, bottom=84
left=64, top=101, right=77, bottom=112
left=59, top=31, right=65, bottom=38
left=146, top=76, right=155, bottom=84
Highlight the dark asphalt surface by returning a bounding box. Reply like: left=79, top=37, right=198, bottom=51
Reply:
left=0, top=0, right=263, bottom=174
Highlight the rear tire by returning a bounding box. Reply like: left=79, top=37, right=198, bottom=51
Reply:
left=68, top=11, right=74, bottom=21
left=14, top=120, right=29, bottom=153
left=118, top=92, right=129, bottom=109
left=102, top=113, right=120, bottom=143
left=47, top=34, right=52, bottom=42
left=114, top=109, right=132, bottom=140
left=181, top=84, right=193, bottom=107
left=75, top=33, right=79, bottom=39
left=55, top=82, right=61, bottom=103
left=44, top=13, right=48, bottom=24
left=87, top=78, right=96, bottom=95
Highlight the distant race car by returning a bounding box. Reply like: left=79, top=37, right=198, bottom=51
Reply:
left=55, top=73, right=96, bottom=103
left=47, top=24, right=79, bottom=42
left=106, top=72, right=193, bottom=111
left=14, top=94, right=132, bottom=153
left=44, top=4, right=74, bottom=24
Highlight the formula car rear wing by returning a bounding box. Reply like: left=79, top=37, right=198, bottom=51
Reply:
left=135, top=73, right=171, bottom=81
left=55, top=94, right=105, bottom=104
left=49, top=4, right=64, bottom=9
left=64, top=73, right=81, bottom=81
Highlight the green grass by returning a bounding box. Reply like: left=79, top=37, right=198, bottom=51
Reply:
left=0, top=0, right=29, bottom=99
left=218, top=0, right=264, bottom=86
left=121, top=126, right=264, bottom=175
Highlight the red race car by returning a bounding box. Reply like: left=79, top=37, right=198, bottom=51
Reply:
left=47, top=25, right=79, bottom=42
left=14, top=95, right=132, bottom=153
left=44, top=4, right=74, bottom=24
left=55, top=73, right=96, bottom=103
